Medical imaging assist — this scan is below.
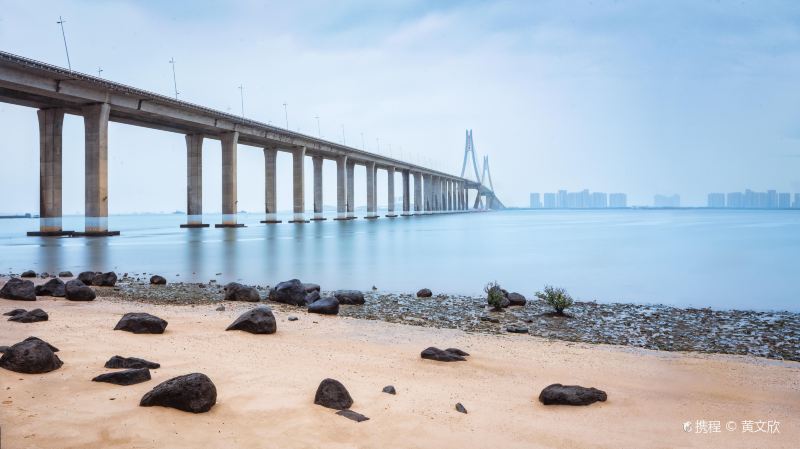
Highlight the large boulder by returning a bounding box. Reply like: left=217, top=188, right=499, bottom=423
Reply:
left=77, top=271, right=97, bottom=285
left=0, top=337, right=63, bottom=374
left=3, top=309, right=27, bottom=317
left=8, top=308, right=48, bottom=323
left=20, top=270, right=36, bottom=278
left=65, top=279, right=96, bottom=301
left=304, top=290, right=321, bottom=304
left=104, top=355, right=160, bottom=369
left=314, top=378, right=353, bottom=410
left=420, top=347, right=469, bottom=362
left=308, top=297, right=339, bottom=315
left=35, top=278, right=66, bottom=297
left=58, top=271, right=73, bottom=278
left=0, top=278, right=36, bottom=301
left=268, top=279, right=307, bottom=306
left=149, top=275, right=167, bottom=285
left=507, top=292, right=527, bottom=306
left=225, top=306, right=277, bottom=334
left=223, top=282, right=261, bottom=302
left=93, top=368, right=151, bottom=386
left=538, top=384, right=608, bottom=406
left=333, top=290, right=365, bottom=305
left=416, top=288, right=433, bottom=298
left=303, top=283, right=321, bottom=293
left=139, top=373, right=217, bottom=413
left=92, top=271, right=118, bottom=287
left=114, top=312, right=168, bottom=334
left=23, top=336, right=59, bottom=352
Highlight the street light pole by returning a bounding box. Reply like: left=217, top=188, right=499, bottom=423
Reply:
left=283, top=102, right=289, bottom=129
left=169, top=57, right=179, bottom=99
left=238, top=85, right=244, bottom=118
left=56, top=16, right=71, bottom=71
left=97, top=67, right=102, bottom=77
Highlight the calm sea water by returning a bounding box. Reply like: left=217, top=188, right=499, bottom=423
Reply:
left=1, top=209, right=798, bottom=311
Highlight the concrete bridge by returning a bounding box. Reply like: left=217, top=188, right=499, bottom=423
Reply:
left=0, top=50, right=500, bottom=236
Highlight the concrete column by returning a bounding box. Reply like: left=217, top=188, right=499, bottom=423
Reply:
left=366, top=161, right=377, bottom=218
left=82, top=103, right=117, bottom=235
left=29, top=108, right=71, bottom=236
left=445, top=180, right=450, bottom=211
left=424, top=174, right=432, bottom=213
left=402, top=169, right=411, bottom=215
left=311, top=156, right=325, bottom=220
left=346, top=160, right=355, bottom=218
left=413, top=172, right=422, bottom=213
left=216, top=131, right=243, bottom=227
left=386, top=166, right=397, bottom=217
left=261, top=147, right=280, bottom=223
left=434, top=177, right=440, bottom=211
left=180, top=134, right=208, bottom=228
left=335, top=156, right=348, bottom=220
left=290, top=146, right=308, bottom=223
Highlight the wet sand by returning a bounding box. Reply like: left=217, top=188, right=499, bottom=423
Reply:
left=1, top=295, right=798, bottom=449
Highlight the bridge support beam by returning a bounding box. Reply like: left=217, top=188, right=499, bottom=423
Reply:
left=290, top=146, right=308, bottom=223
left=311, top=156, right=325, bottom=220
left=365, top=161, right=377, bottom=219
left=334, top=156, right=348, bottom=220
left=401, top=169, right=411, bottom=215
left=386, top=166, right=397, bottom=217
left=28, top=108, right=72, bottom=236
left=413, top=172, right=422, bottom=213
left=78, top=103, right=118, bottom=236
left=260, top=147, right=280, bottom=223
left=181, top=134, right=208, bottom=228
left=215, top=131, right=243, bottom=227
left=346, top=159, right=355, bottom=219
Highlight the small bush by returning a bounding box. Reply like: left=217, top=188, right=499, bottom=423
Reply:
left=484, top=281, right=505, bottom=311
left=535, top=285, right=573, bottom=315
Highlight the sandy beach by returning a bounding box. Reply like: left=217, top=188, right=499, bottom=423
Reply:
left=1, top=294, right=798, bottom=449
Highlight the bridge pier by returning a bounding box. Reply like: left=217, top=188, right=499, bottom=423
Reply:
left=215, top=131, right=243, bottom=227
left=413, top=172, right=422, bottom=213
left=365, top=161, right=377, bottom=219
left=334, top=156, right=348, bottom=220
left=290, top=146, right=308, bottom=223
left=180, top=134, right=208, bottom=228
left=28, top=108, right=73, bottom=236
left=386, top=166, right=397, bottom=217
left=76, top=103, right=118, bottom=236
left=401, top=169, right=411, bottom=216
left=346, top=159, right=355, bottom=219
left=311, top=156, right=325, bottom=220
left=260, top=147, right=281, bottom=223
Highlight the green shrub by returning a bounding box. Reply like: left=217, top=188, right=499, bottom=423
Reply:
left=484, top=281, right=505, bottom=311
left=535, top=285, right=573, bottom=315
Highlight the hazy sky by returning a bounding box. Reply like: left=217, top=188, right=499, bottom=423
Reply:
left=1, top=0, right=799, bottom=213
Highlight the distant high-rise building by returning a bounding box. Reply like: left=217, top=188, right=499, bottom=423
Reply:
left=654, top=194, right=680, bottom=208
left=592, top=192, right=608, bottom=208
left=794, top=193, right=800, bottom=209
left=726, top=192, right=743, bottom=208
left=529, top=193, right=542, bottom=209
left=778, top=193, right=791, bottom=209
left=543, top=193, right=556, bottom=209
left=707, top=193, right=725, bottom=208
left=557, top=190, right=568, bottom=209
left=767, top=190, right=778, bottom=209
left=609, top=193, right=627, bottom=208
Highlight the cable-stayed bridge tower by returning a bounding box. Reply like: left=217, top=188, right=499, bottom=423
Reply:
left=459, top=129, right=503, bottom=210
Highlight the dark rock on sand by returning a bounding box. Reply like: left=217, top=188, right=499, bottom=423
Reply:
left=92, top=272, right=118, bottom=287
left=506, top=326, right=529, bottom=334
left=288, top=316, right=298, bottom=321
left=225, top=306, right=277, bottom=334
left=3, top=309, right=27, bottom=316
left=0, top=278, right=36, bottom=301
left=139, top=373, right=217, bottom=413
left=303, top=283, right=321, bottom=293
left=8, top=308, right=48, bottom=323
left=305, top=290, right=321, bottom=304
left=104, top=355, right=160, bottom=369
left=114, top=312, right=168, bottom=334
left=421, top=347, right=468, bottom=362
left=444, top=348, right=470, bottom=357
left=455, top=402, right=468, bottom=414
left=308, top=297, right=339, bottom=315
left=23, top=336, right=59, bottom=352
left=507, top=292, right=527, bottom=306
left=0, top=337, right=63, bottom=374
left=77, top=271, right=97, bottom=285
left=35, top=278, right=66, bottom=297
left=314, top=378, right=353, bottom=410
left=0, top=346, right=7, bottom=353
left=58, top=271, right=73, bottom=278
left=382, top=385, right=396, bottom=395
left=538, top=383, right=608, bottom=406
left=150, top=275, right=167, bottom=285
left=215, top=305, right=225, bottom=311
left=93, top=368, right=151, bottom=386
left=336, top=409, right=370, bottom=422
left=334, top=290, right=365, bottom=305
left=65, top=279, right=96, bottom=301
left=224, top=282, right=261, bottom=302
left=269, top=279, right=308, bottom=306
left=21, top=270, right=36, bottom=278
left=416, top=288, right=433, bottom=298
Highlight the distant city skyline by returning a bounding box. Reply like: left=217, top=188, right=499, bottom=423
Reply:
left=708, top=189, right=800, bottom=209
left=530, top=190, right=627, bottom=209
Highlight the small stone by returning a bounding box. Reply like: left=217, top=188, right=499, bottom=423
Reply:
left=104, top=355, right=160, bottom=369
left=416, top=288, right=433, bottom=298
left=58, top=271, right=73, bottom=278
left=336, top=409, right=370, bottom=422
left=538, top=383, right=608, bottom=406
left=382, top=385, right=396, bottom=395
left=8, top=308, right=48, bottom=323
left=455, top=402, right=467, bottom=414
left=314, top=378, right=353, bottom=410
left=288, top=316, right=299, bottom=321
left=92, top=368, right=151, bottom=386
left=421, top=347, right=468, bottom=362
left=333, top=290, right=365, bottom=305
left=506, top=326, right=529, bottom=334
left=149, top=275, right=167, bottom=285
left=215, top=305, right=225, bottom=311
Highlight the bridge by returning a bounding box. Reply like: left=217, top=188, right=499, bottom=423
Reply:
left=0, top=50, right=501, bottom=236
